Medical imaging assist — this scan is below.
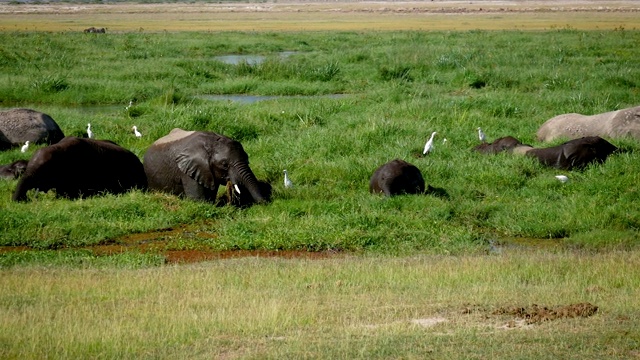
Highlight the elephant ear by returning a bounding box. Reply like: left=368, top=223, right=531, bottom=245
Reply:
left=175, top=139, right=216, bottom=189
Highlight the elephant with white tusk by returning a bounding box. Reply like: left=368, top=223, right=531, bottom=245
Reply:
left=143, top=128, right=270, bottom=204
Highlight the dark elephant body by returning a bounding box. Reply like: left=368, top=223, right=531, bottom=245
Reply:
left=0, top=108, right=65, bottom=150
left=0, top=160, right=28, bottom=180
left=474, top=136, right=526, bottom=154
left=526, top=136, right=617, bottom=170
left=12, top=137, right=147, bottom=201
left=370, top=159, right=425, bottom=197
left=143, top=128, right=269, bottom=204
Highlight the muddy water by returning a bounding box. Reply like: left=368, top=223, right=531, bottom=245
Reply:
left=213, top=51, right=297, bottom=65
left=196, top=93, right=348, bottom=104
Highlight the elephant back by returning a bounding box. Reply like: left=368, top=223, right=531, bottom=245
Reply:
left=0, top=108, right=65, bottom=148
left=152, top=128, right=196, bottom=145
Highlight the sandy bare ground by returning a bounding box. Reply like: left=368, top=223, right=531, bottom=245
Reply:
left=0, top=1, right=639, bottom=31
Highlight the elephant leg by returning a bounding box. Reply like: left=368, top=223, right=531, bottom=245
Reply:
left=181, top=174, right=218, bottom=202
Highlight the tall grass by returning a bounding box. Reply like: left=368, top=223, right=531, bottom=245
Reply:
left=1, top=251, right=639, bottom=358
left=1, top=30, right=639, bottom=261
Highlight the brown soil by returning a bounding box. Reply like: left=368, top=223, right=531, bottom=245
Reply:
left=492, top=303, right=599, bottom=324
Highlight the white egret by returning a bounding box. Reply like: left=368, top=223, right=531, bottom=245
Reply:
left=132, top=125, right=142, bottom=138
left=87, top=123, right=93, bottom=139
left=125, top=100, right=133, bottom=111
left=442, top=138, right=448, bottom=145
left=423, top=131, right=437, bottom=155
left=283, top=169, right=293, bottom=188
left=477, top=127, right=486, bottom=142
left=21, top=141, right=29, bottom=153
left=555, top=175, right=569, bottom=183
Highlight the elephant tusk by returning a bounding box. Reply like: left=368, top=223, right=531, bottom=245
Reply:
left=234, top=184, right=241, bottom=194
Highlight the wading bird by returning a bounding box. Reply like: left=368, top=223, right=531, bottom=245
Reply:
left=21, top=141, right=29, bottom=153
left=132, top=125, right=142, bottom=138
left=283, top=169, right=293, bottom=188
left=423, top=131, right=437, bottom=155
left=477, top=127, right=486, bottom=143
left=87, top=123, right=93, bottom=139
left=555, top=175, right=569, bottom=183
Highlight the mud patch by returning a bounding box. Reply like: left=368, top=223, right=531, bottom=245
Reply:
left=0, top=224, right=342, bottom=264
left=492, top=303, right=599, bottom=324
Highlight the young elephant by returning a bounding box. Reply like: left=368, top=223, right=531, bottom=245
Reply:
left=143, top=128, right=269, bottom=204
left=12, top=137, right=147, bottom=201
left=0, top=159, right=28, bottom=180
left=369, top=159, right=425, bottom=197
left=525, top=136, right=618, bottom=170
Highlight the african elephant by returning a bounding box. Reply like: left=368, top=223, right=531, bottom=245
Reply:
left=218, top=179, right=273, bottom=208
left=523, top=136, right=617, bottom=170
left=474, top=136, right=527, bottom=155
left=370, top=159, right=425, bottom=197
left=143, top=128, right=270, bottom=204
left=0, top=108, right=65, bottom=150
left=13, top=137, right=147, bottom=201
left=0, top=160, right=28, bottom=180
left=536, top=105, right=640, bottom=142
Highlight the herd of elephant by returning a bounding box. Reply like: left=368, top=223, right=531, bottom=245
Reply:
left=1, top=105, right=639, bottom=205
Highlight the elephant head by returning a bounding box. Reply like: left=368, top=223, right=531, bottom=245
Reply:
left=525, top=136, right=618, bottom=170
left=219, top=179, right=273, bottom=208
left=0, top=159, right=28, bottom=180
left=474, top=136, right=528, bottom=155
left=370, top=159, right=425, bottom=197
left=143, top=129, right=270, bottom=204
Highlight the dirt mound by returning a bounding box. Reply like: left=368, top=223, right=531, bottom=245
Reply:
left=492, top=303, right=598, bottom=324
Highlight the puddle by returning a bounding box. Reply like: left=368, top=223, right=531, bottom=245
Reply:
left=213, top=51, right=297, bottom=65
left=196, top=93, right=348, bottom=104
left=486, top=237, right=562, bottom=254
left=0, top=224, right=342, bottom=264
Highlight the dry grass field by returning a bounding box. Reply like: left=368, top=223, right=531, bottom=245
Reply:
left=0, top=0, right=639, bottom=32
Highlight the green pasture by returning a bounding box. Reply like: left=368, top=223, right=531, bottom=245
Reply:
left=1, top=30, right=639, bottom=262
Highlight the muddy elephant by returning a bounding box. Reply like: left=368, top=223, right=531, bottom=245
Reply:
left=523, top=136, right=618, bottom=171
left=474, top=136, right=528, bottom=155
left=0, top=160, right=28, bottom=180
left=218, top=179, right=273, bottom=208
left=0, top=108, right=65, bottom=150
left=143, top=128, right=270, bottom=204
left=536, top=105, right=640, bottom=142
left=370, top=159, right=425, bottom=197
left=13, top=137, right=147, bottom=201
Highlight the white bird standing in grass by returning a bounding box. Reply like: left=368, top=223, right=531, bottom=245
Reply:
left=132, top=125, right=142, bottom=138
left=283, top=169, right=293, bottom=188
left=125, top=100, right=133, bottom=111
left=555, top=175, right=569, bottom=183
left=423, top=131, right=437, bottom=155
left=87, top=123, right=93, bottom=139
left=21, top=141, right=29, bottom=153
left=477, top=127, right=486, bottom=143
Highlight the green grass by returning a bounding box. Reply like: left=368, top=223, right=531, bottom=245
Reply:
left=1, top=29, right=640, bottom=264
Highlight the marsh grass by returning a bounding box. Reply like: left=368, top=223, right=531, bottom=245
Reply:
left=1, top=30, right=640, bottom=260
left=1, top=251, right=639, bottom=358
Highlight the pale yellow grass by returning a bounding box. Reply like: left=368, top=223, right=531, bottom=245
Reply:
left=1, top=250, right=639, bottom=358
left=0, top=1, right=639, bottom=32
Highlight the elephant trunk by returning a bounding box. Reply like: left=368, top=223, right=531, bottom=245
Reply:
left=230, top=162, right=268, bottom=203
